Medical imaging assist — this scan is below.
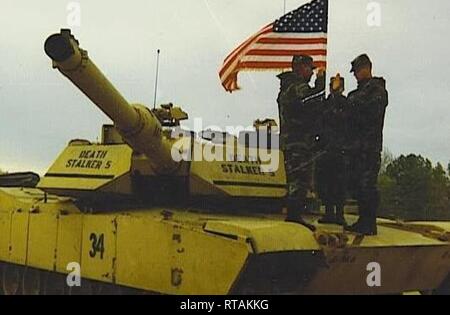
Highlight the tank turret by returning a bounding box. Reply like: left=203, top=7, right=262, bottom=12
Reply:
left=39, top=29, right=286, bottom=209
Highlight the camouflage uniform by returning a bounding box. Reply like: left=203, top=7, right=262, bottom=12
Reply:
left=316, top=93, right=350, bottom=223
left=277, top=71, right=325, bottom=216
left=347, top=77, right=388, bottom=232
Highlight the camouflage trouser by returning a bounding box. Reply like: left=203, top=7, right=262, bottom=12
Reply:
left=284, top=142, right=314, bottom=209
left=351, top=151, right=381, bottom=221
left=315, top=152, right=347, bottom=207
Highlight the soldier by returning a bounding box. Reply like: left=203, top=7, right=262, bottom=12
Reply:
left=344, top=54, right=389, bottom=235
left=277, top=55, right=326, bottom=231
left=317, top=74, right=349, bottom=226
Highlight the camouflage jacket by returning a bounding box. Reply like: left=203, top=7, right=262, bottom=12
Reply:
left=319, top=93, right=352, bottom=152
left=276, top=71, right=326, bottom=147
left=347, top=77, right=388, bottom=153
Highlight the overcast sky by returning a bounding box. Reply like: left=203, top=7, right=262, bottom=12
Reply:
left=1, top=0, right=449, bottom=174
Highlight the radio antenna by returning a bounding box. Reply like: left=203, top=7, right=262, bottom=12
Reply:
left=153, top=49, right=161, bottom=110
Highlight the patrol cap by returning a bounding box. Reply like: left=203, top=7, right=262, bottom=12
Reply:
left=350, top=54, right=372, bottom=73
left=292, top=55, right=317, bottom=69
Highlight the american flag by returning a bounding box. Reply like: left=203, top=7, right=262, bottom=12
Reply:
left=219, top=0, right=328, bottom=92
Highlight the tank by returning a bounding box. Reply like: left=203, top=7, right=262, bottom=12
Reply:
left=0, top=29, right=449, bottom=295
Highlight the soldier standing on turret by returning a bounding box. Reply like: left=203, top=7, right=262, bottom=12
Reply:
left=344, top=54, right=389, bottom=236
left=316, top=74, right=350, bottom=226
left=277, top=55, right=326, bottom=231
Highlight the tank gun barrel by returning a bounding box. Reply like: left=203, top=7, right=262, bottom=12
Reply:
left=44, top=29, right=178, bottom=173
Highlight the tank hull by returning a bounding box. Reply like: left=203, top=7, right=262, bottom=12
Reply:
left=1, top=187, right=449, bottom=295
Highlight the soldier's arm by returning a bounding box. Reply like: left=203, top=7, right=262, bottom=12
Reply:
left=356, top=84, right=389, bottom=142
left=291, top=72, right=326, bottom=102
left=310, top=71, right=326, bottom=97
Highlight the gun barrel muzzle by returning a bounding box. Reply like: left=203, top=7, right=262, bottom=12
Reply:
left=44, top=33, right=75, bottom=62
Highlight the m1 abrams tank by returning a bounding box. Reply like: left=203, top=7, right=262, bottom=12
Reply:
left=0, top=29, right=449, bottom=295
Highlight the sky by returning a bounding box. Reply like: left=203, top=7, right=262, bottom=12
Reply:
left=1, top=0, right=449, bottom=174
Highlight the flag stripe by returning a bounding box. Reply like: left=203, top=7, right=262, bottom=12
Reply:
left=246, top=49, right=327, bottom=56
left=241, top=55, right=327, bottom=62
left=262, top=32, right=327, bottom=39
left=239, top=61, right=327, bottom=70
left=252, top=43, right=327, bottom=50
left=257, top=37, right=327, bottom=44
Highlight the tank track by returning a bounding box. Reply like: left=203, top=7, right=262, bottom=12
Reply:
left=0, top=262, right=157, bottom=295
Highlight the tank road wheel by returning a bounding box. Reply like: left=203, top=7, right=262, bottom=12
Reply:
left=22, top=268, right=42, bottom=295
left=2, top=264, right=24, bottom=295
left=42, top=272, right=66, bottom=295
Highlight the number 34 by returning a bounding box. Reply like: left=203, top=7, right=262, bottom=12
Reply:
left=89, top=233, right=105, bottom=259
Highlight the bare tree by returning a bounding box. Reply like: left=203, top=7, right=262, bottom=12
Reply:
left=380, top=147, right=395, bottom=175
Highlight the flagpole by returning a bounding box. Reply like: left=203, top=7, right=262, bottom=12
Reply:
left=326, top=0, right=329, bottom=62
left=283, top=0, right=286, bottom=14
left=153, top=49, right=160, bottom=110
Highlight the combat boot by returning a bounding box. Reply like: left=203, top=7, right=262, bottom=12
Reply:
left=334, top=205, right=347, bottom=226
left=344, top=218, right=377, bottom=235
left=318, top=205, right=336, bottom=224
left=349, top=194, right=378, bottom=235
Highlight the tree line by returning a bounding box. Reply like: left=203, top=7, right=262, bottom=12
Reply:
left=378, top=150, right=450, bottom=221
